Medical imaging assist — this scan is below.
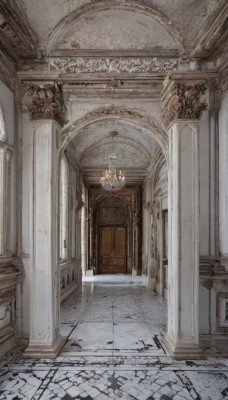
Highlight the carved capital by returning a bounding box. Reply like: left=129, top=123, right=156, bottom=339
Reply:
left=161, top=82, right=208, bottom=128
left=23, top=82, right=68, bottom=127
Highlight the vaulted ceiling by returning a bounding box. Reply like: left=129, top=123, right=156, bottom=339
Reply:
left=67, top=119, right=160, bottom=184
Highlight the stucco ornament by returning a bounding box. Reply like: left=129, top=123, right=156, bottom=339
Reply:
left=23, top=82, right=68, bottom=127
left=162, top=83, right=207, bottom=128
left=50, top=57, right=178, bottom=74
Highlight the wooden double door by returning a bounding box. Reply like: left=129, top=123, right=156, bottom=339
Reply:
left=100, top=226, right=126, bottom=274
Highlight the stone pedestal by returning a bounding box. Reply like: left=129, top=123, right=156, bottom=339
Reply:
left=161, top=80, right=207, bottom=359
left=24, top=120, right=65, bottom=358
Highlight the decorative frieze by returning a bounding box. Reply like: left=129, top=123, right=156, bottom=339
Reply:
left=23, top=82, right=68, bottom=127
left=161, top=82, right=207, bottom=128
left=50, top=57, right=178, bottom=74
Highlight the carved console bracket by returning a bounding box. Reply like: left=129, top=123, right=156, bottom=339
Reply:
left=23, top=82, right=68, bottom=127
left=161, top=80, right=208, bottom=128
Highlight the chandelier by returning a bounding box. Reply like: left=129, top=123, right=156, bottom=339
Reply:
left=100, top=131, right=125, bottom=191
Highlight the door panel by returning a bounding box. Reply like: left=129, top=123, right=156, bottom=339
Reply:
left=100, top=227, right=126, bottom=274
left=101, top=228, right=113, bottom=273
left=114, top=228, right=126, bottom=273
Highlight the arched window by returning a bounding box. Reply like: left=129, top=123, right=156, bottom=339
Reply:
left=0, top=104, right=6, bottom=141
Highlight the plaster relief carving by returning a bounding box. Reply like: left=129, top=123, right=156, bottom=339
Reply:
left=50, top=57, right=178, bottom=74
left=23, top=82, right=68, bottom=127
left=162, top=83, right=207, bottom=128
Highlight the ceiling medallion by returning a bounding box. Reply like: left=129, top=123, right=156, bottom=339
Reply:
left=100, top=131, right=125, bottom=191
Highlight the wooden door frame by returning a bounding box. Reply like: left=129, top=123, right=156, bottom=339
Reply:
left=98, top=225, right=127, bottom=274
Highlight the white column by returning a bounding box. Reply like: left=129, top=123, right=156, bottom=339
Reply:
left=219, top=92, right=228, bottom=267
left=0, top=146, right=13, bottom=257
left=163, top=120, right=201, bottom=359
left=24, top=120, right=65, bottom=358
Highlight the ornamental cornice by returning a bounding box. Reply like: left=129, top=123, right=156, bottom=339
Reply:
left=161, top=81, right=208, bottom=128
left=23, top=82, right=68, bottom=127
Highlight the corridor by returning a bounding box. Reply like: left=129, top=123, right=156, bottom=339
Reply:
left=0, top=276, right=228, bottom=399
left=60, top=275, right=167, bottom=354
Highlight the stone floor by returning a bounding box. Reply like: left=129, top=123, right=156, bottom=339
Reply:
left=0, top=275, right=228, bottom=400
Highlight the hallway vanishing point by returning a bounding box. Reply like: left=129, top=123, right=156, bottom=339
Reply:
left=0, top=276, right=228, bottom=400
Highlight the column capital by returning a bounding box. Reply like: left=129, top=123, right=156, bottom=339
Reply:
left=23, top=82, right=68, bottom=128
left=161, top=79, right=208, bottom=129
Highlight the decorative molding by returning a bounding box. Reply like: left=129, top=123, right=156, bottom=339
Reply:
left=161, top=82, right=208, bottom=128
left=50, top=57, right=178, bottom=74
left=67, top=79, right=163, bottom=90
left=23, top=82, right=68, bottom=127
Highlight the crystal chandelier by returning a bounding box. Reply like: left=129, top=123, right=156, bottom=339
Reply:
left=100, top=131, right=125, bottom=191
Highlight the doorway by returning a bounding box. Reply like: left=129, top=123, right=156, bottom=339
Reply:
left=99, top=226, right=126, bottom=274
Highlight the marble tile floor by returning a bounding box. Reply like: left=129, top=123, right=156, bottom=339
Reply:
left=0, top=275, right=228, bottom=400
